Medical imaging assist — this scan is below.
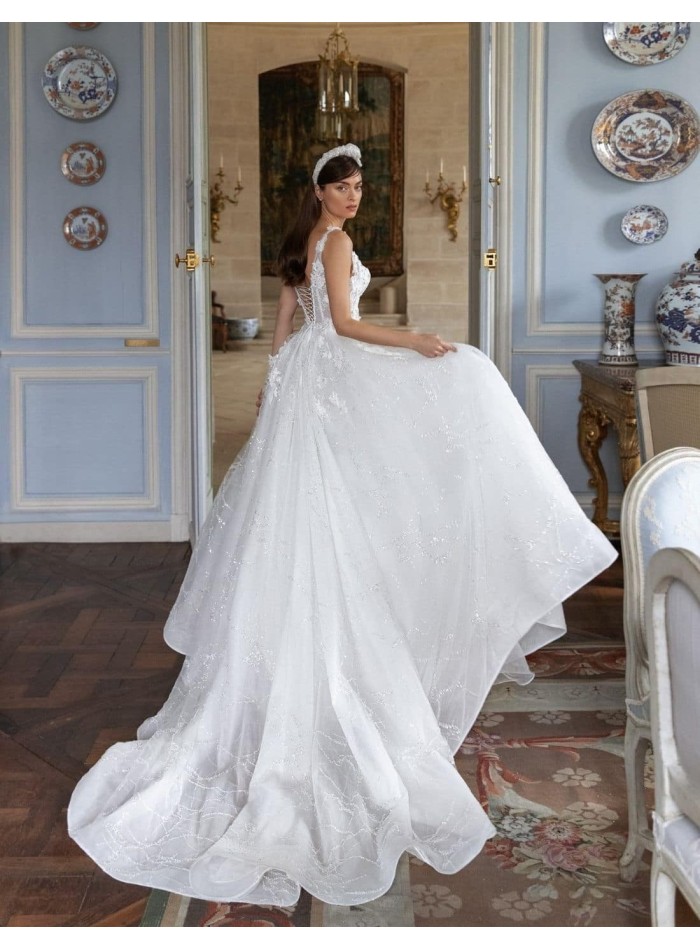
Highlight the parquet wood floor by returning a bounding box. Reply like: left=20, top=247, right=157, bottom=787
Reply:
left=0, top=539, right=630, bottom=927
left=0, top=541, right=189, bottom=927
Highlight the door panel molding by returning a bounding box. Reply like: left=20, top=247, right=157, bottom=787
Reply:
left=10, top=367, right=159, bottom=510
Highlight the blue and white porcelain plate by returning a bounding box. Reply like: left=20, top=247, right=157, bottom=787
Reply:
left=42, top=46, right=117, bottom=120
left=621, top=205, right=669, bottom=244
left=603, top=23, right=690, bottom=66
left=592, top=89, right=700, bottom=182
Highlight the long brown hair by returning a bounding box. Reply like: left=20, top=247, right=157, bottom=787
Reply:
left=276, top=154, right=362, bottom=286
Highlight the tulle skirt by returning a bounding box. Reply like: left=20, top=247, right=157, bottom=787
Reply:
left=67, top=322, right=618, bottom=906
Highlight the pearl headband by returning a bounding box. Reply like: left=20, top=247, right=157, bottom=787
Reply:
left=312, top=143, right=362, bottom=185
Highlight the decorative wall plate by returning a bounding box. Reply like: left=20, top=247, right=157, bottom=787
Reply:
left=42, top=46, right=117, bottom=120
left=60, top=142, right=106, bottom=185
left=67, top=23, right=100, bottom=30
left=591, top=89, right=700, bottom=182
left=63, top=206, right=108, bottom=249
left=621, top=205, right=669, bottom=244
left=603, top=23, right=690, bottom=65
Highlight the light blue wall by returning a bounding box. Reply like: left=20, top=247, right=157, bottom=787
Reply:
left=509, top=23, right=700, bottom=512
left=24, top=23, right=145, bottom=328
left=0, top=23, right=175, bottom=527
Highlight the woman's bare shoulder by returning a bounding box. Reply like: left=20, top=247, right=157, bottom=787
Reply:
left=323, top=228, right=353, bottom=259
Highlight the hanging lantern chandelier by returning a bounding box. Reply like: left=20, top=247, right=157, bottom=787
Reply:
left=316, top=24, right=360, bottom=143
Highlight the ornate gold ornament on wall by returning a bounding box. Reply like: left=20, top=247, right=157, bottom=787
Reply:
left=424, top=161, right=468, bottom=241
left=316, top=24, right=360, bottom=143
left=210, top=159, right=243, bottom=243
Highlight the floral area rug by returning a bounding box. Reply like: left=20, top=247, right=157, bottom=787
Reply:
left=141, top=707, right=654, bottom=927
left=410, top=707, right=650, bottom=926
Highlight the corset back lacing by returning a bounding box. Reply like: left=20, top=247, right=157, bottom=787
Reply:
left=295, top=284, right=315, bottom=324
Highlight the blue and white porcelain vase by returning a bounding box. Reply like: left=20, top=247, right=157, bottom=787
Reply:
left=656, top=250, right=700, bottom=365
left=595, top=273, right=644, bottom=366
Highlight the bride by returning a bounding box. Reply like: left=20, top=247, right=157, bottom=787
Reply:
left=68, top=143, right=618, bottom=908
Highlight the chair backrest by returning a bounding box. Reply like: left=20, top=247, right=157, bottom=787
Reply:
left=621, top=447, right=700, bottom=706
left=646, top=546, right=700, bottom=828
left=636, top=366, right=700, bottom=462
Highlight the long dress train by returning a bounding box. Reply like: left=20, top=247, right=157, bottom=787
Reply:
left=67, top=226, right=618, bottom=906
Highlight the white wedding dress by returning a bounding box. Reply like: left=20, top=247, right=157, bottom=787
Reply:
left=68, top=226, right=618, bottom=907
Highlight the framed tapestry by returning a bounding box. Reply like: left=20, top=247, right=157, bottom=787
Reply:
left=259, top=61, right=404, bottom=277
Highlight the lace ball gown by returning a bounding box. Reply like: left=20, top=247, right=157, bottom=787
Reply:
left=67, top=226, right=618, bottom=907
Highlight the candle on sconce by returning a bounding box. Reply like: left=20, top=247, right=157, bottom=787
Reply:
left=219, top=153, right=224, bottom=171
left=462, top=166, right=467, bottom=185
left=439, top=158, right=444, bottom=176
left=237, top=166, right=242, bottom=186
left=425, top=169, right=429, bottom=185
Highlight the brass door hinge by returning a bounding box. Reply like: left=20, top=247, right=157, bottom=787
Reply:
left=483, top=248, right=498, bottom=270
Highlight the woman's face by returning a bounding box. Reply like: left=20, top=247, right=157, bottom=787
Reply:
left=317, top=172, right=363, bottom=222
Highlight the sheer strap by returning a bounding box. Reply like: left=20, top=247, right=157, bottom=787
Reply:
left=315, top=225, right=343, bottom=261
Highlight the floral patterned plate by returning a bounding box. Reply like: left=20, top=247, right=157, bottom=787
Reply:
left=592, top=89, right=700, bottom=182
left=620, top=205, right=668, bottom=244
left=63, top=206, right=108, bottom=250
left=67, top=23, right=100, bottom=30
left=603, top=22, right=690, bottom=65
left=60, top=142, right=106, bottom=185
left=42, top=46, right=117, bottom=120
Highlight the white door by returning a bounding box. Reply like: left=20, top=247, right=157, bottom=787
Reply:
left=471, top=23, right=513, bottom=379
left=177, top=23, right=213, bottom=541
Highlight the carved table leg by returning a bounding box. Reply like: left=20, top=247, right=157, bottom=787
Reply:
left=617, top=417, right=641, bottom=488
left=577, top=393, right=611, bottom=532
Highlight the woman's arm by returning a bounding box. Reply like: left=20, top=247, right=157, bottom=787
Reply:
left=270, top=283, right=298, bottom=356
left=323, top=231, right=456, bottom=356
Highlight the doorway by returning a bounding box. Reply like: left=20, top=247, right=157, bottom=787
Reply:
left=203, top=22, right=483, bottom=497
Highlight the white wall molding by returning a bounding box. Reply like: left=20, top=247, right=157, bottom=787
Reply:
left=141, top=22, right=159, bottom=338
left=575, top=491, right=623, bottom=518
left=525, top=363, right=580, bottom=433
left=1, top=349, right=172, bottom=357
left=9, top=24, right=24, bottom=341
left=11, top=24, right=159, bottom=339
left=493, top=21, right=514, bottom=382
left=0, top=521, right=176, bottom=543
left=169, top=22, right=193, bottom=542
left=11, top=367, right=160, bottom=510
left=524, top=22, right=546, bottom=341
left=514, top=345, right=663, bottom=355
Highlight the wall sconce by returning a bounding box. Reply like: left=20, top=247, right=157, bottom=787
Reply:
left=424, top=160, right=467, bottom=242
left=210, top=157, right=243, bottom=244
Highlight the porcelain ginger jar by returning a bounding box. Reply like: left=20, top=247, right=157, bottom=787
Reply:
left=656, top=249, right=700, bottom=365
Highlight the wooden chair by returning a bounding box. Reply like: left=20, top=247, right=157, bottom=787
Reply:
left=619, top=447, right=700, bottom=882
left=646, top=546, right=700, bottom=925
left=636, top=366, right=700, bottom=463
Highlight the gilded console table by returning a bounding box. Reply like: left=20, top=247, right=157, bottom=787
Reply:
left=573, top=359, right=663, bottom=537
